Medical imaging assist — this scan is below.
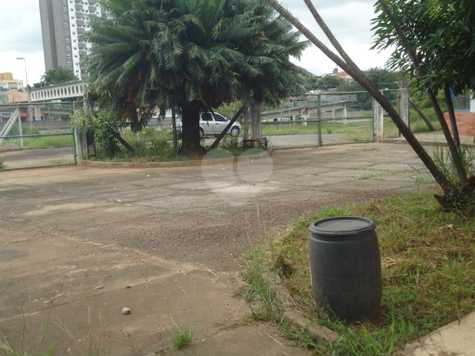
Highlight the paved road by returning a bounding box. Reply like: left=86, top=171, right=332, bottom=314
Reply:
left=0, top=146, right=74, bottom=170
left=0, top=143, right=433, bottom=355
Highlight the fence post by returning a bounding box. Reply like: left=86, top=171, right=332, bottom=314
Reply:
left=373, top=97, right=384, bottom=142
left=73, top=128, right=78, bottom=165
left=18, top=114, right=23, bottom=149
left=399, top=86, right=410, bottom=133
left=317, top=93, right=322, bottom=146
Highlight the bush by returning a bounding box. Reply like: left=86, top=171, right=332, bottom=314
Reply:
left=433, top=147, right=475, bottom=215
left=121, top=128, right=175, bottom=160
left=94, top=111, right=124, bottom=158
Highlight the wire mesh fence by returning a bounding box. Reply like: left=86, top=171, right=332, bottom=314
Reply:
left=0, top=103, right=76, bottom=170
left=261, top=91, right=377, bottom=148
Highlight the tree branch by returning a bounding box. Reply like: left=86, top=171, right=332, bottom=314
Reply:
left=378, top=0, right=467, bottom=185
left=267, top=0, right=452, bottom=191
left=207, top=103, right=247, bottom=152
left=409, top=98, right=435, bottom=131
left=444, top=86, right=461, bottom=148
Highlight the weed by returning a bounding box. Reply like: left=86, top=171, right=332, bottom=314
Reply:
left=171, top=325, right=193, bottom=350
left=0, top=339, right=54, bottom=356
left=244, top=192, right=475, bottom=354
left=241, top=249, right=282, bottom=322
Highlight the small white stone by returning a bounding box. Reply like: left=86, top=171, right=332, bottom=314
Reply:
left=121, top=307, right=132, bottom=315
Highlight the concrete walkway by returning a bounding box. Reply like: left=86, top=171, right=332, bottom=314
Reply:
left=0, top=143, right=435, bottom=355
left=388, top=131, right=475, bottom=146
left=404, top=312, right=475, bottom=356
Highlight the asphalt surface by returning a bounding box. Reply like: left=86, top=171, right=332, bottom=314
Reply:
left=0, top=143, right=434, bottom=355
left=0, top=143, right=431, bottom=271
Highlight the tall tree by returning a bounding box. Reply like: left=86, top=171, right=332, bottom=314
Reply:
left=372, top=0, right=475, bottom=204
left=374, top=0, right=475, bottom=185
left=267, top=0, right=474, bottom=213
left=88, top=0, right=172, bottom=132
left=39, top=67, right=77, bottom=86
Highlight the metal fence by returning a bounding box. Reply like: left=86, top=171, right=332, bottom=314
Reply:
left=0, top=103, right=76, bottom=170
left=261, top=90, right=405, bottom=148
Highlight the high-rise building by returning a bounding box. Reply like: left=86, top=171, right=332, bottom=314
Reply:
left=39, top=0, right=101, bottom=80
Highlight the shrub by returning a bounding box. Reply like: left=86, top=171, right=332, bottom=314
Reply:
left=94, top=111, right=124, bottom=158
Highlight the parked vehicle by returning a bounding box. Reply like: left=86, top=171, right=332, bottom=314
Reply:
left=176, top=112, right=241, bottom=138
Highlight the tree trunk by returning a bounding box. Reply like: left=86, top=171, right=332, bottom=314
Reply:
left=208, top=103, right=247, bottom=151
left=171, top=106, right=178, bottom=152
left=182, top=99, right=204, bottom=157
left=409, top=98, right=435, bottom=131
left=445, top=86, right=461, bottom=148
left=128, top=106, right=141, bottom=133
left=243, top=107, right=250, bottom=140
left=377, top=0, right=468, bottom=187
left=427, top=89, right=467, bottom=185
left=250, top=99, right=258, bottom=140
left=112, top=130, right=134, bottom=154
left=267, top=0, right=453, bottom=192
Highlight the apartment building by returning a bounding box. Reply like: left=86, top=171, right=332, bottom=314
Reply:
left=39, top=0, right=101, bottom=79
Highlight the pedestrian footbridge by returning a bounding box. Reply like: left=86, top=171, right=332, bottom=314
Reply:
left=30, top=81, right=86, bottom=102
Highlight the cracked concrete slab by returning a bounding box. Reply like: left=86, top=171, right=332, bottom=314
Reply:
left=0, top=143, right=436, bottom=355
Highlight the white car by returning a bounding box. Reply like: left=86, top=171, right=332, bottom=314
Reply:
left=176, top=112, right=241, bottom=138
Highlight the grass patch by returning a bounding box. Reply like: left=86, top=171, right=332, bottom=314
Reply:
left=0, top=339, right=55, bottom=356
left=171, top=325, right=193, bottom=350
left=243, top=192, right=474, bottom=355
left=262, top=120, right=373, bottom=143
left=95, top=129, right=266, bottom=162
left=0, top=135, right=73, bottom=149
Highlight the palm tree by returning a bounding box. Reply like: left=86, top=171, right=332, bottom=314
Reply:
left=89, top=0, right=307, bottom=156
left=88, top=0, right=171, bottom=132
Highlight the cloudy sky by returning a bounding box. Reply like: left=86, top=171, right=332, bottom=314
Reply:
left=0, top=0, right=389, bottom=85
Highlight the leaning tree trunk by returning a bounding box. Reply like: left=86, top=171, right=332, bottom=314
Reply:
left=377, top=0, right=468, bottom=187
left=444, top=86, right=462, bottom=148
left=182, top=99, right=204, bottom=157
left=267, top=0, right=453, bottom=193
left=409, top=98, right=435, bottom=131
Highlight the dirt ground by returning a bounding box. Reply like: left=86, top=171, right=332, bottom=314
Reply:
left=0, top=143, right=433, bottom=355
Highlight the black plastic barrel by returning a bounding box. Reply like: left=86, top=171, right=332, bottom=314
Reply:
left=309, top=217, right=381, bottom=321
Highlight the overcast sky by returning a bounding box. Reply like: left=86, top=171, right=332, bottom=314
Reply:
left=0, top=0, right=389, bottom=85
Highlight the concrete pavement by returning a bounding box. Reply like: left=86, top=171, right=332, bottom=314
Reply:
left=0, top=143, right=435, bottom=355
left=404, top=312, right=475, bottom=356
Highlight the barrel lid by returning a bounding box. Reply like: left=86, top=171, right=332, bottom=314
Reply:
left=310, top=217, right=375, bottom=236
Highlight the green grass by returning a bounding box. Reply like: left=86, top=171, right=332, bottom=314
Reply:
left=0, top=135, right=73, bottom=149
left=171, top=325, right=193, bottom=350
left=0, top=339, right=55, bottom=356
left=243, top=192, right=475, bottom=355
left=262, top=120, right=372, bottom=142
left=95, top=129, right=266, bottom=162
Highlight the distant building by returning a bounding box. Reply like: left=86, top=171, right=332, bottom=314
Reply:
left=0, top=72, right=24, bottom=91
left=39, top=0, right=102, bottom=80
left=332, top=68, right=352, bottom=81
left=0, top=73, right=14, bottom=81
left=7, top=90, right=28, bottom=104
